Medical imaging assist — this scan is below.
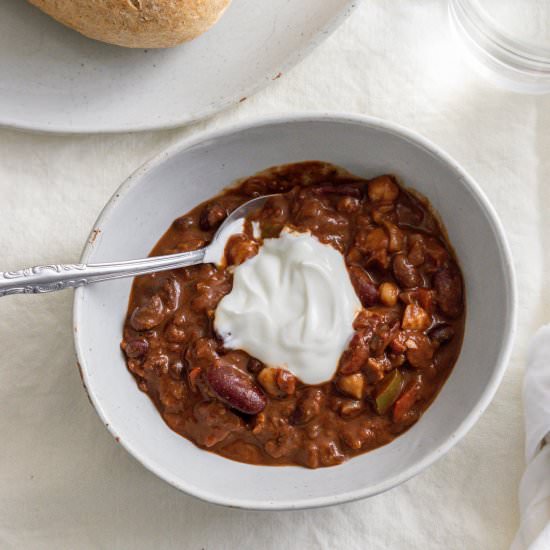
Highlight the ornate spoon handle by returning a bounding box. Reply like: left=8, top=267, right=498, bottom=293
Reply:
left=0, top=248, right=206, bottom=297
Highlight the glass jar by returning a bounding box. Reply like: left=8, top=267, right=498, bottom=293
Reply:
left=449, top=0, right=550, bottom=94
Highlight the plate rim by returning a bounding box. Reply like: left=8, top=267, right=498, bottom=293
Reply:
left=0, top=1, right=359, bottom=134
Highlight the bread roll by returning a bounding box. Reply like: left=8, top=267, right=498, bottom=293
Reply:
left=28, top=0, right=232, bottom=48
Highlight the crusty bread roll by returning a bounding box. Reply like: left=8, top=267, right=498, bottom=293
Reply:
left=28, top=0, right=232, bottom=48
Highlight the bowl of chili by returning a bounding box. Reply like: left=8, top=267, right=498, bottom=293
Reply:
left=73, top=113, right=516, bottom=510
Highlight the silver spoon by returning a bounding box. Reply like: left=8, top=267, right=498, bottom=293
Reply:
left=0, top=194, right=276, bottom=297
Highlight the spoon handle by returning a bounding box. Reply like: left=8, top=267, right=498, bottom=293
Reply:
left=0, top=248, right=206, bottom=297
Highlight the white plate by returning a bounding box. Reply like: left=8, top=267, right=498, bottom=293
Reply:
left=0, top=0, right=357, bottom=133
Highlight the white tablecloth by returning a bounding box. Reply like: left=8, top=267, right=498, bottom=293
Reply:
left=1, top=1, right=549, bottom=548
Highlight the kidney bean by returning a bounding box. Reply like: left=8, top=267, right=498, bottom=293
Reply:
left=434, top=265, right=463, bottom=318
left=121, top=337, right=149, bottom=359
left=206, top=364, right=266, bottom=415
left=130, top=295, right=165, bottom=331
left=348, top=265, right=378, bottom=307
left=393, top=254, right=422, bottom=288
left=199, top=202, right=227, bottom=230
left=429, top=323, right=455, bottom=345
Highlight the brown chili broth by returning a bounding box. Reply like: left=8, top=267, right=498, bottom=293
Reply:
left=121, top=162, right=465, bottom=468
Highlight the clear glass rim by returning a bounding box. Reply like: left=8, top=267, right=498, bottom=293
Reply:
left=451, top=0, right=550, bottom=74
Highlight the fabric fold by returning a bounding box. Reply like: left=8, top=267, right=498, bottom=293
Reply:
left=512, top=326, right=550, bottom=550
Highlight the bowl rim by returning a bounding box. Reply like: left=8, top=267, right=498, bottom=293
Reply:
left=73, top=112, right=518, bottom=510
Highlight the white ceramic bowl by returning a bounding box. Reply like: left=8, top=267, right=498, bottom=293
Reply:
left=74, top=114, right=517, bottom=510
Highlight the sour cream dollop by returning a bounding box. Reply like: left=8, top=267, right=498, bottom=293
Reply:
left=214, top=230, right=361, bottom=384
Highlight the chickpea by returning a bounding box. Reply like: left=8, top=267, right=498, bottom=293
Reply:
left=379, top=281, right=400, bottom=307
left=367, top=175, right=400, bottom=203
